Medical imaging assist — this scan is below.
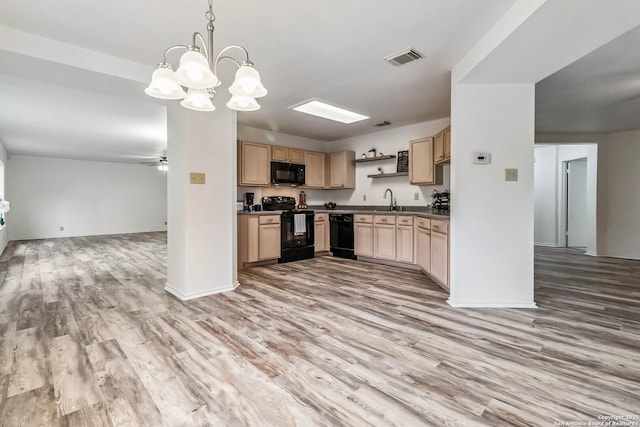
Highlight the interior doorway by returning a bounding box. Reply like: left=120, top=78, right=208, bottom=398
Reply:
left=564, top=158, right=588, bottom=249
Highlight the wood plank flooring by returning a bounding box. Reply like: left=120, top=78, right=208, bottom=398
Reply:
left=0, top=233, right=639, bottom=426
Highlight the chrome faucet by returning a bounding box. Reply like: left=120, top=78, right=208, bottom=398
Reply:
left=383, top=188, right=396, bottom=211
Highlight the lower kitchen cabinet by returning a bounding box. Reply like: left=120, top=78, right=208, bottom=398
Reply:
left=373, top=215, right=397, bottom=261
left=430, top=219, right=449, bottom=289
left=396, top=216, right=414, bottom=264
left=237, top=214, right=281, bottom=267
left=354, top=214, right=373, bottom=257
left=314, top=213, right=329, bottom=252
left=415, top=218, right=431, bottom=273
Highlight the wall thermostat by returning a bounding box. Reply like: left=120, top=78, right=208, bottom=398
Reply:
left=472, top=152, right=491, bottom=165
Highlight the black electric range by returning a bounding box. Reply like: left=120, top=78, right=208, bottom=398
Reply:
left=262, top=196, right=315, bottom=263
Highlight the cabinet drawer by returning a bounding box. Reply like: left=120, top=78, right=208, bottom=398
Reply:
left=416, top=217, right=431, bottom=230
left=355, top=214, right=373, bottom=224
left=431, top=219, right=448, bottom=234
left=315, top=213, right=327, bottom=223
left=397, top=216, right=413, bottom=226
left=259, top=215, right=280, bottom=225
left=374, top=215, right=396, bottom=225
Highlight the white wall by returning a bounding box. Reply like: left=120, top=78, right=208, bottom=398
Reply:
left=533, top=145, right=557, bottom=245
left=237, top=120, right=451, bottom=208
left=7, top=155, right=167, bottom=240
left=0, top=139, right=8, bottom=254
left=533, top=144, right=598, bottom=254
left=597, top=130, right=640, bottom=260
left=166, top=104, right=238, bottom=300
left=449, top=83, right=536, bottom=308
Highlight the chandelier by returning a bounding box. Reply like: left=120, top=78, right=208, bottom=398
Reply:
left=145, top=0, right=267, bottom=112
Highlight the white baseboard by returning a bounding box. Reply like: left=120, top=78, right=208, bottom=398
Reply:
left=164, top=281, right=239, bottom=301
left=534, top=243, right=559, bottom=247
left=585, top=251, right=598, bottom=257
left=447, top=299, right=537, bottom=309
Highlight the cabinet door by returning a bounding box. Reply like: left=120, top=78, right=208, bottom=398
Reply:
left=314, top=220, right=326, bottom=252
left=305, top=151, right=325, bottom=188
left=240, top=141, right=270, bottom=186
left=271, top=146, right=288, bottom=162
left=396, top=225, right=414, bottom=264
left=430, top=231, right=448, bottom=288
left=330, top=152, right=345, bottom=188
left=354, top=223, right=373, bottom=257
left=434, top=131, right=445, bottom=163
left=443, top=126, right=451, bottom=160
left=409, top=138, right=436, bottom=185
left=415, top=228, right=431, bottom=272
left=258, top=224, right=281, bottom=260
left=289, top=148, right=305, bottom=164
left=373, top=224, right=396, bottom=260
left=328, top=151, right=355, bottom=189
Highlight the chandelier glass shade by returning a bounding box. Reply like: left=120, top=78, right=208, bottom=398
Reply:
left=145, top=0, right=266, bottom=112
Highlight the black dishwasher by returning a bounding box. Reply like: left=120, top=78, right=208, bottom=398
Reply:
left=329, top=213, right=356, bottom=259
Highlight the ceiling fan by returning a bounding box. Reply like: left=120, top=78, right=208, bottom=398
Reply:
left=140, top=156, right=168, bottom=172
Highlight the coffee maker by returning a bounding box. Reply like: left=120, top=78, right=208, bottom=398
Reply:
left=244, top=192, right=255, bottom=211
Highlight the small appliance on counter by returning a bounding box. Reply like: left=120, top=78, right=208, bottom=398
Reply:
left=243, top=192, right=255, bottom=211
left=431, top=190, right=450, bottom=211
left=262, top=196, right=315, bottom=263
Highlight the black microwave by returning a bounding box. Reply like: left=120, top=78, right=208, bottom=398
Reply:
left=271, top=161, right=305, bottom=186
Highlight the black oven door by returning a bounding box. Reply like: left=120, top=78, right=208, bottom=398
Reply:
left=279, top=211, right=315, bottom=263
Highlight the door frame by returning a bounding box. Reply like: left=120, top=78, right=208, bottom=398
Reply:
left=561, top=157, right=588, bottom=248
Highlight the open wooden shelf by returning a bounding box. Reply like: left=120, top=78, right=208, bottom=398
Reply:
left=367, top=172, right=409, bottom=178
left=355, top=155, right=396, bottom=163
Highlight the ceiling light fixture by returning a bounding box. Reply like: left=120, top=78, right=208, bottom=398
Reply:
left=145, top=0, right=267, bottom=112
left=290, top=99, right=369, bottom=124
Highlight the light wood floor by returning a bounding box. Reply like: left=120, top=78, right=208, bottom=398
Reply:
left=0, top=233, right=639, bottom=426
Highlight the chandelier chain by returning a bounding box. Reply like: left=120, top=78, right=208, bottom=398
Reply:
left=205, top=0, right=216, bottom=25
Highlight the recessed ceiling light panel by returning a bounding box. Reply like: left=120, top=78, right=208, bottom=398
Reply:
left=289, top=99, right=369, bottom=124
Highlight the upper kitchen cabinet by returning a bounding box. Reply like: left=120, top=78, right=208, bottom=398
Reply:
left=409, top=137, right=443, bottom=186
left=272, top=146, right=304, bottom=164
left=304, top=151, right=326, bottom=188
left=326, top=151, right=356, bottom=189
left=434, top=126, right=451, bottom=164
left=238, top=141, right=270, bottom=186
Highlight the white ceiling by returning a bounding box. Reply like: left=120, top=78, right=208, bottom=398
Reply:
left=0, top=0, right=515, bottom=162
left=4, top=1, right=636, bottom=163
left=536, top=25, right=640, bottom=134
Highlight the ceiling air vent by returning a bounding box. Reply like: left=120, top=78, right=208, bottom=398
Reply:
left=375, top=121, right=391, bottom=127
left=385, top=48, right=423, bottom=66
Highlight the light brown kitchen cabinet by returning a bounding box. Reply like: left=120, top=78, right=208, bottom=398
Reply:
left=238, top=141, right=270, bottom=186
left=396, top=219, right=414, bottom=264
left=327, top=151, right=356, bottom=189
left=272, top=146, right=304, bottom=164
left=304, top=151, right=326, bottom=188
left=435, top=126, right=451, bottom=164
left=354, top=215, right=373, bottom=257
left=409, top=137, right=443, bottom=186
left=430, top=219, right=449, bottom=289
left=314, top=213, right=329, bottom=252
left=373, top=215, right=397, bottom=261
left=415, top=217, right=431, bottom=273
left=237, top=214, right=281, bottom=267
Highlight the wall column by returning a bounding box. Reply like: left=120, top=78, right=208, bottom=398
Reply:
left=166, top=104, right=238, bottom=300
left=449, top=83, right=536, bottom=308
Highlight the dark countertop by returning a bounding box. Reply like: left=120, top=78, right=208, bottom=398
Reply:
left=238, top=206, right=450, bottom=219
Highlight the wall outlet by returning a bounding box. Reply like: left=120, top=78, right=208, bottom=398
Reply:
left=363, top=194, right=367, bottom=201
left=505, top=168, right=518, bottom=182
left=190, top=172, right=206, bottom=184
left=414, top=192, right=419, bottom=200
left=60, top=226, right=64, bottom=231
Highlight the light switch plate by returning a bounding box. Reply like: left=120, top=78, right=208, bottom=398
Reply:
left=190, top=172, right=206, bottom=184
left=505, top=168, right=518, bottom=182
left=414, top=193, right=419, bottom=200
